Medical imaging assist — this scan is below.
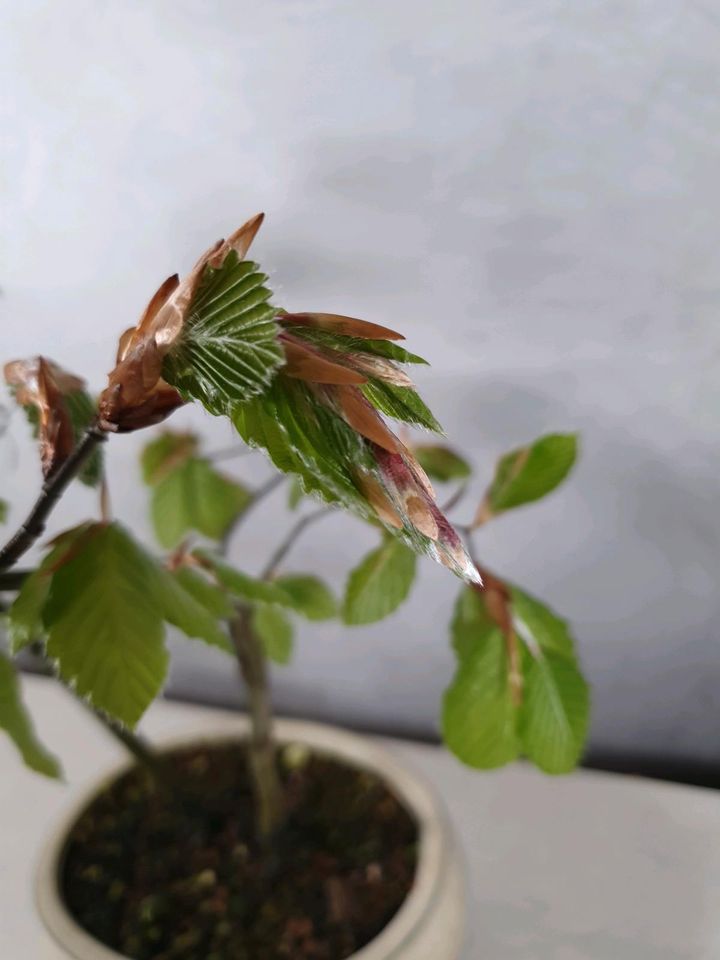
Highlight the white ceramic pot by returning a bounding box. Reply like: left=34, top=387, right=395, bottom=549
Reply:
left=36, top=717, right=466, bottom=960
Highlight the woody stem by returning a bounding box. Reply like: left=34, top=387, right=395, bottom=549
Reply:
left=0, top=426, right=106, bottom=571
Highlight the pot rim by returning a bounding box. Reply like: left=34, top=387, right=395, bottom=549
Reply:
left=36, top=715, right=453, bottom=960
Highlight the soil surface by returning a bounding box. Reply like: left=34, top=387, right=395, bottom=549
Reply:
left=61, top=741, right=418, bottom=960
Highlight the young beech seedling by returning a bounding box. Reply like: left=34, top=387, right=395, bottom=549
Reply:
left=0, top=214, right=587, bottom=838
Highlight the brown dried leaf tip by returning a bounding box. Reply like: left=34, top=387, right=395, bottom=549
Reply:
left=99, top=213, right=265, bottom=432
left=4, top=357, right=84, bottom=478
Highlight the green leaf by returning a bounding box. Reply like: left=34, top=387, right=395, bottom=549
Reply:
left=252, top=604, right=294, bottom=664
left=510, top=586, right=576, bottom=661
left=519, top=648, right=589, bottom=774
left=0, top=499, right=6, bottom=523
left=361, top=380, right=443, bottom=433
left=0, top=650, right=61, bottom=777
left=441, top=627, right=519, bottom=769
left=173, top=567, right=235, bottom=619
left=201, top=555, right=292, bottom=606
left=7, top=568, right=51, bottom=654
left=444, top=582, right=589, bottom=774
left=450, top=586, right=497, bottom=661
left=290, top=328, right=429, bottom=365
left=342, top=538, right=417, bottom=625
left=153, top=566, right=232, bottom=653
left=511, top=587, right=589, bottom=773
left=484, top=433, right=578, bottom=516
left=151, top=457, right=252, bottom=548
left=413, top=444, right=471, bottom=483
left=163, top=254, right=284, bottom=416
left=275, top=575, right=337, bottom=620
left=141, top=432, right=198, bottom=485
left=233, top=379, right=374, bottom=513
left=7, top=523, right=96, bottom=654
left=44, top=523, right=169, bottom=728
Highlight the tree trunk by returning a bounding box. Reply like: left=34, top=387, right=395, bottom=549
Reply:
left=230, top=604, right=284, bottom=839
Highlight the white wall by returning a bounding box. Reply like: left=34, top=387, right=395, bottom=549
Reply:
left=4, top=0, right=720, bottom=765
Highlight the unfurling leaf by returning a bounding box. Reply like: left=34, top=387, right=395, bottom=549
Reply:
left=360, top=380, right=443, bottom=433
left=163, top=253, right=284, bottom=416
left=238, top=262, right=477, bottom=584
left=99, top=213, right=281, bottom=431
left=151, top=457, right=251, bottom=548
left=252, top=604, right=294, bottom=664
left=101, top=214, right=477, bottom=584
left=234, top=373, right=478, bottom=584
left=474, top=433, right=578, bottom=526
left=4, top=357, right=102, bottom=483
left=0, top=650, right=61, bottom=778
left=342, top=538, right=417, bottom=625
left=275, top=575, right=337, bottom=621
left=412, top=444, right=471, bottom=483
left=442, top=580, right=589, bottom=774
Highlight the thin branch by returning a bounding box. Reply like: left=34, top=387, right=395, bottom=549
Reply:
left=0, top=568, right=33, bottom=591
left=99, top=474, right=112, bottom=523
left=62, top=681, right=167, bottom=780
left=441, top=481, right=469, bottom=514
left=219, top=473, right=285, bottom=556
left=260, top=508, right=332, bottom=580
left=229, top=605, right=283, bottom=839
left=206, top=444, right=253, bottom=463
left=0, top=426, right=106, bottom=571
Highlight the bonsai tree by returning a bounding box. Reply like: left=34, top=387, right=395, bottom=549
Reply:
left=0, top=214, right=588, bottom=952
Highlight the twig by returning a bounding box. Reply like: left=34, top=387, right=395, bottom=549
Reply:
left=219, top=474, right=285, bottom=556
left=99, top=474, right=112, bottom=523
left=206, top=444, right=253, bottom=463
left=66, top=683, right=166, bottom=780
left=441, top=481, right=469, bottom=514
left=0, top=568, right=33, bottom=591
left=229, top=604, right=284, bottom=839
left=260, top=508, right=332, bottom=580
left=0, top=426, right=106, bottom=571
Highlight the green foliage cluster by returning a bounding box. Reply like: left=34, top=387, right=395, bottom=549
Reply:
left=2, top=423, right=582, bottom=778
left=0, top=226, right=586, bottom=785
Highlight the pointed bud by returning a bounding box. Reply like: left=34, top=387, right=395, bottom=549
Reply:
left=279, top=312, right=405, bottom=341
left=355, top=471, right=403, bottom=529
left=209, top=212, right=265, bottom=267
left=340, top=352, right=414, bottom=387
left=333, top=386, right=402, bottom=453
left=280, top=335, right=367, bottom=385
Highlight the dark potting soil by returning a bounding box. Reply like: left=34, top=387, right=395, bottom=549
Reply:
left=61, top=741, right=418, bottom=960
